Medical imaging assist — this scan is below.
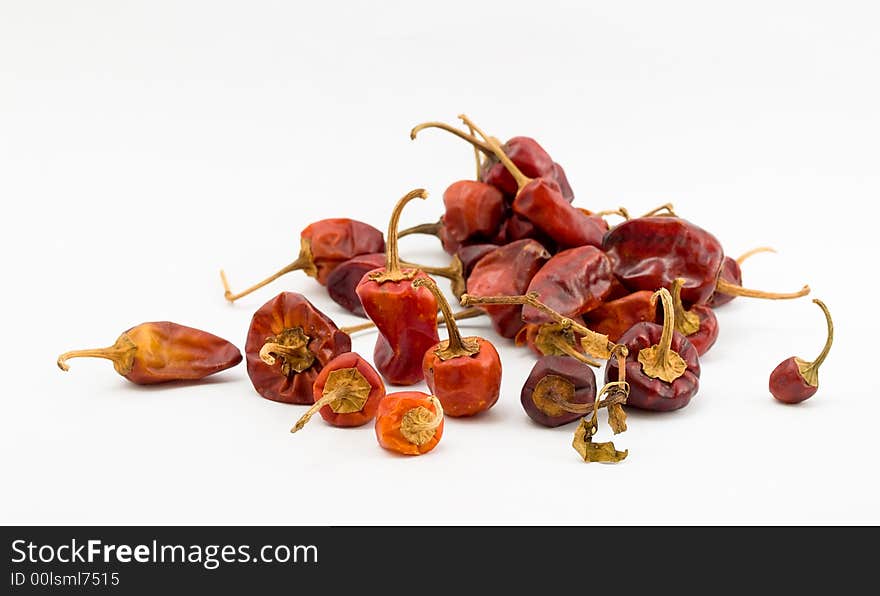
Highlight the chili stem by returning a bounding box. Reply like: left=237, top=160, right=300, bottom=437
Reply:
left=637, top=288, right=688, bottom=383
left=341, top=307, right=483, bottom=335
left=221, top=257, right=308, bottom=303
left=291, top=390, right=341, bottom=433
left=641, top=203, right=677, bottom=217
left=715, top=278, right=810, bottom=300
left=458, top=114, right=532, bottom=190
left=56, top=340, right=134, bottom=372
left=465, top=122, right=483, bottom=180
left=806, top=299, right=834, bottom=370
left=410, top=121, right=493, bottom=155
left=736, top=246, right=776, bottom=265
left=413, top=278, right=479, bottom=359
left=398, top=220, right=442, bottom=239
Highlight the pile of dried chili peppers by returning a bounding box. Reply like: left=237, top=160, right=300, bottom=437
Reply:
left=56, top=114, right=834, bottom=462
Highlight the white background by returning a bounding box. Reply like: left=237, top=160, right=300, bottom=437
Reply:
left=1, top=1, right=877, bottom=525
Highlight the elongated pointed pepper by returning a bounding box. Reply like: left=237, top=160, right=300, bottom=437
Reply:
left=221, top=218, right=385, bottom=303
left=355, top=189, right=440, bottom=386
left=769, top=299, right=833, bottom=404
left=246, top=292, right=351, bottom=404
left=57, top=322, right=242, bottom=384
left=413, top=277, right=502, bottom=417
left=291, top=352, right=386, bottom=432
left=604, top=288, right=701, bottom=411
left=375, top=392, right=444, bottom=456
left=460, top=115, right=605, bottom=249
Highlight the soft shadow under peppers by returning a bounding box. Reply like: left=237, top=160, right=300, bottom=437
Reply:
left=355, top=189, right=440, bottom=386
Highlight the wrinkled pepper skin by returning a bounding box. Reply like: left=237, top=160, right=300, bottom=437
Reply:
left=603, top=217, right=725, bottom=306
left=605, top=322, right=701, bottom=411
left=769, top=358, right=818, bottom=404
left=325, top=253, right=387, bottom=317
left=442, top=180, right=506, bottom=246
left=521, top=356, right=596, bottom=428
left=356, top=270, right=439, bottom=386
left=583, top=291, right=656, bottom=343
left=246, top=292, right=351, bottom=404
left=707, top=256, right=741, bottom=308
left=552, top=162, right=575, bottom=203
left=312, top=352, right=386, bottom=427
left=512, top=179, right=605, bottom=249
left=422, top=338, right=502, bottom=417
left=302, top=218, right=386, bottom=285
left=466, top=239, right=551, bottom=338
left=481, top=136, right=556, bottom=198
left=456, top=244, right=500, bottom=277
left=375, top=391, right=444, bottom=456
left=522, top=246, right=614, bottom=324
left=679, top=304, right=719, bottom=356
left=515, top=315, right=589, bottom=357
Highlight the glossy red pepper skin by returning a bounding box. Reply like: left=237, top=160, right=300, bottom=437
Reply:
left=325, top=253, right=387, bottom=317
left=769, top=358, right=818, bottom=404
left=603, top=217, right=724, bottom=306
left=466, top=239, right=551, bottom=338
left=605, top=322, right=701, bottom=411
left=375, top=391, right=444, bottom=455
left=246, top=292, right=351, bottom=404
left=521, top=356, right=596, bottom=428
left=707, top=256, right=741, bottom=308
left=583, top=291, right=657, bottom=342
left=423, top=338, right=502, bottom=417
left=522, top=246, right=614, bottom=324
left=312, top=352, right=385, bottom=427
left=442, top=180, right=506, bottom=246
left=302, top=219, right=386, bottom=284
left=512, top=179, right=605, bottom=249
left=356, top=270, right=439, bottom=386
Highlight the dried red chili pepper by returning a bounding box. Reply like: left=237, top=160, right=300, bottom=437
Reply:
left=221, top=218, right=385, bottom=303
left=440, top=180, right=506, bottom=245
left=57, top=322, right=242, bottom=385
left=456, top=243, right=500, bottom=277
left=413, top=277, right=502, bottom=417
left=522, top=246, right=614, bottom=324
left=460, top=115, right=605, bottom=249
left=290, top=352, right=385, bottom=432
left=464, top=239, right=551, bottom=338
left=356, top=189, right=440, bottom=386
left=604, top=216, right=809, bottom=305
left=515, top=316, right=598, bottom=364
left=604, top=288, right=701, bottom=411
left=410, top=121, right=573, bottom=202
left=246, top=292, right=351, bottom=404
left=769, top=299, right=833, bottom=404
left=326, top=253, right=466, bottom=317
left=662, top=278, right=718, bottom=356
left=521, top=356, right=596, bottom=427
left=707, top=247, right=777, bottom=308
left=583, top=291, right=656, bottom=342
left=375, top=392, right=444, bottom=456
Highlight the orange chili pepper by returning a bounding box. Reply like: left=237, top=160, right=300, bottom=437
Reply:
left=375, top=392, right=444, bottom=456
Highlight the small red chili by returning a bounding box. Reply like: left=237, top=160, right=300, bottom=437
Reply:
left=414, top=277, right=502, bottom=417
left=522, top=245, right=614, bottom=324
left=707, top=246, right=776, bottom=308
left=769, top=299, right=833, bottom=404
left=662, top=278, right=719, bottom=356
left=355, top=189, right=440, bottom=386
left=520, top=355, right=597, bottom=428
left=57, top=322, right=242, bottom=385
left=604, top=216, right=808, bottom=305
left=461, top=115, right=605, bottom=250
left=375, top=392, right=444, bottom=456
left=583, top=291, right=657, bottom=343
left=290, top=352, right=385, bottom=432
left=604, top=288, right=701, bottom=411
left=464, top=239, right=551, bottom=338
left=221, top=218, right=385, bottom=303
left=245, top=292, right=351, bottom=404
left=455, top=243, right=500, bottom=277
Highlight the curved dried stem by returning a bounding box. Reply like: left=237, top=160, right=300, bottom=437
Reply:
left=369, top=189, right=429, bottom=284
left=594, top=208, right=631, bottom=221
left=736, top=246, right=776, bottom=265
left=400, top=396, right=444, bottom=446
left=638, top=288, right=687, bottom=383
left=796, top=299, right=833, bottom=387
left=57, top=335, right=137, bottom=376
left=458, top=114, right=532, bottom=190
left=715, top=278, right=810, bottom=300
left=221, top=238, right=317, bottom=303
left=404, top=256, right=466, bottom=299
left=398, top=220, right=443, bottom=239
left=410, top=121, right=494, bottom=155
left=641, top=203, right=677, bottom=218
left=670, top=278, right=701, bottom=336
left=413, top=277, right=479, bottom=360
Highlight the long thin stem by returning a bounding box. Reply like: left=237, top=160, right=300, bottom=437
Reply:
left=290, top=390, right=339, bottom=433
left=221, top=256, right=308, bottom=303
left=807, top=299, right=834, bottom=369
left=371, top=189, right=429, bottom=283
left=410, top=121, right=493, bottom=155
left=715, top=278, right=810, bottom=300
left=458, top=114, right=532, bottom=190
left=413, top=278, right=479, bottom=359
left=398, top=220, right=442, bottom=238
left=465, top=122, right=483, bottom=180
left=636, top=289, right=687, bottom=383
left=641, top=203, right=677, bottom=218
left=736, top=246, right=776, bottom=265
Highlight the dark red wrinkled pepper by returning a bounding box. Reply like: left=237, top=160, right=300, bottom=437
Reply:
left=57, top=322, right=242, bottom=385
left=605, top=289, right=701, bottom=411
left=522, top=246, right=614, bottom=324
left=356, top=189, right=439, bottom=386
left=222, top=218, right=385, bottom=303
left=245, top=292, right=351, bottom=404
left=465, top=239, right=551, bottom=338
left=662, top=278, right=719, bottom=356
left=583, top=291, right=657, bottom=343
left=521, top=355, right=596, bottom=428
left=707, top=247, right=776, bottom=308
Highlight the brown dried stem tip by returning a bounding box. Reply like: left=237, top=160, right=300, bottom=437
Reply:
left=400, top=396, right=444, bottom=446
left=593, top=207, right=631, bottom=221
left=56, top=336, right=137, bottom=375
left=458, top=114, right=532, bottom=191
left=796, top=299, right=834, bottom=387
left=221, top=238, right=318, bottom=303
left=398, top=220, right=443, bottom=239
left=410, top=121, right=494, bottom=156
left=460, top=292, right=619, bottom=360
left=572, top=381, right=630, bottom=464
left=715, top=278, right=810, bottom=300
left=640, top=203, right=677, bottom=218
left=736, top=246, right=776, bottom=265
left=291, top=367, right=372, bottom=433
left=259, top=327, right=315, bottom=375
left=671, top=278, right=702, bottom=336
left=638, top=288, right=688, bottom=383
left=534, top=321, right=601, bottom=367
left=369, top=189, right=429, bottom=284
left=404, top=255, right=466, bottom=299
left=413, top=277, right=480, bottom=360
